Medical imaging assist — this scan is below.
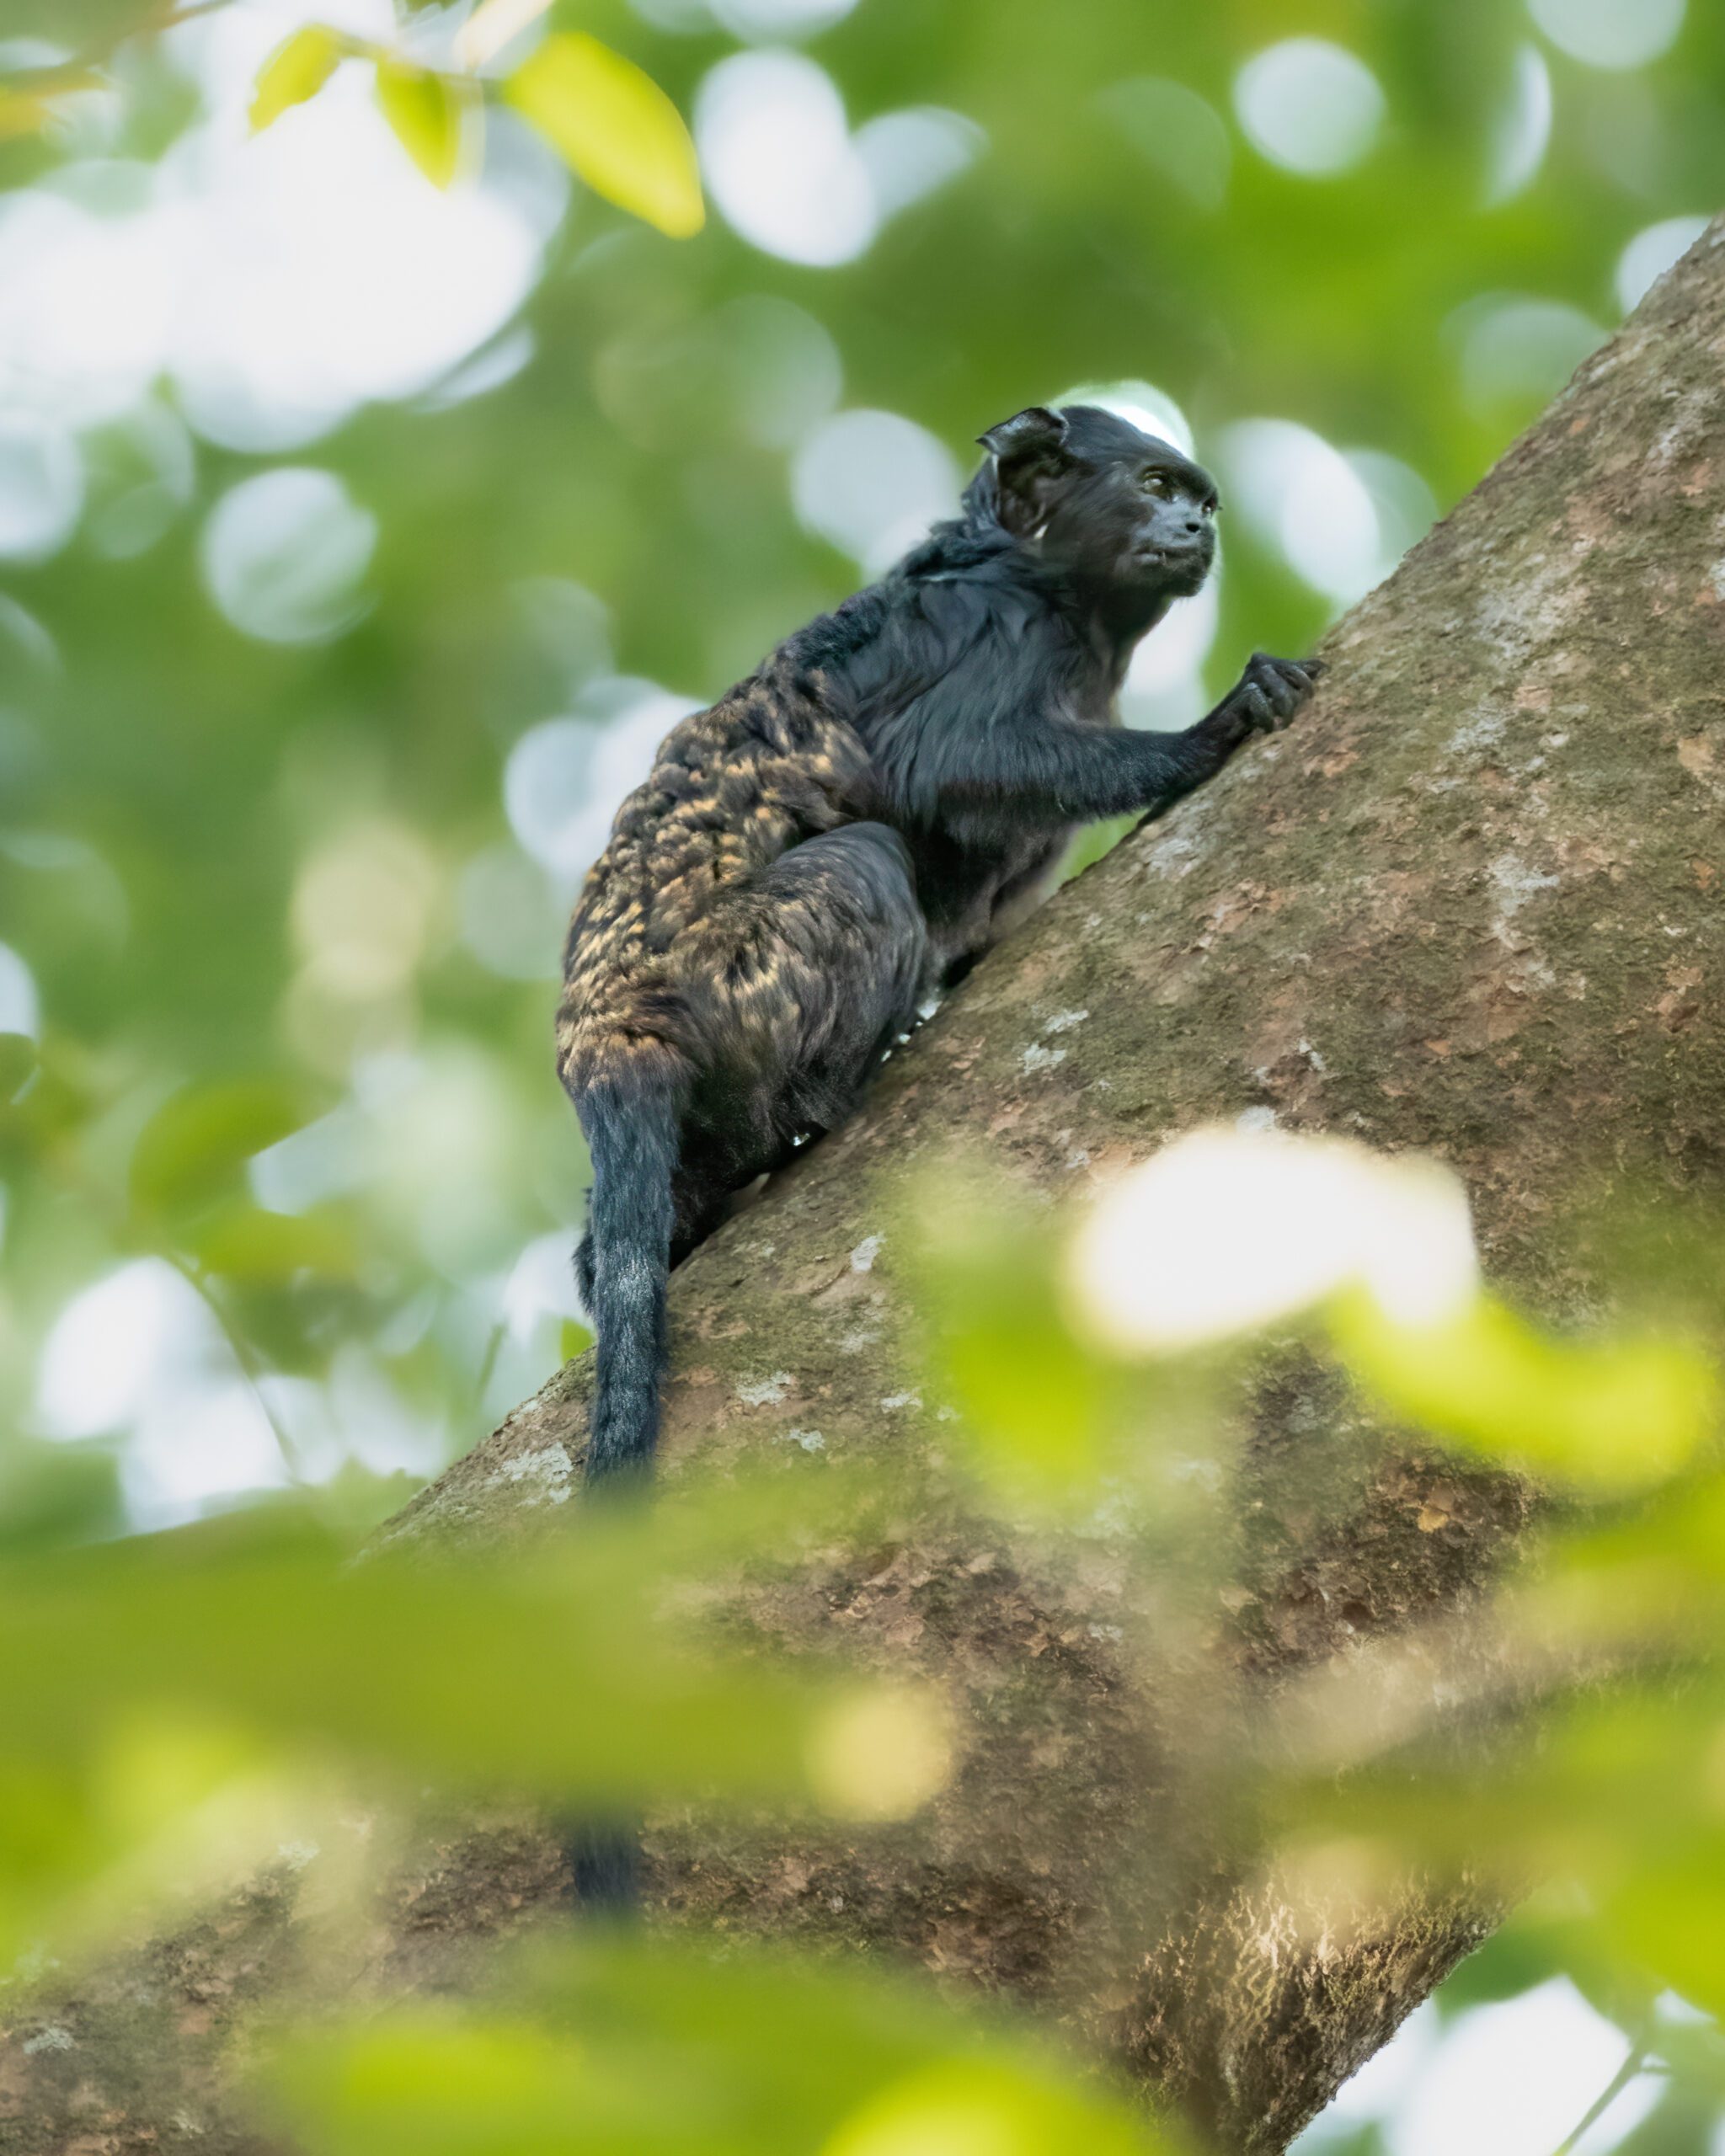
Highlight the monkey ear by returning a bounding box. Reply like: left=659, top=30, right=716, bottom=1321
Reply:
left=977, top=406, right=1069, bottom=462
left=976, top=407, right=1071, bottom=536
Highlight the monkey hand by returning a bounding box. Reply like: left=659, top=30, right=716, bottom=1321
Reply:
left=1216, top=653, right=1323, bottom=741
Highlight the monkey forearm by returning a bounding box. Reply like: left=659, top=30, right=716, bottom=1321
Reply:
left=931, top=707, right=1247, bottom=827
left=923, top=654, right=1314, bottom=830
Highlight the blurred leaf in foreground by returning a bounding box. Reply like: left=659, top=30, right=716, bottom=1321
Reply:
left=1331, top=1288, right=1719, bottom=1492
left=0, top=87, right=50, bottom=141
left=0, top=1481, right=943, bottom=1815
left=250, top=26, right=343, bottom=134
left=128, top=1078, right=312, bottom=1230
left=505, top=33, right=704, bottom=238
left=259, top=1932, right=1173, bottom=2156
left=0, top=1469, right=950, bottom=1963
left=1057, top=1126, right=1717, bottom=1492
left=375, top=59, right=473, bottom=190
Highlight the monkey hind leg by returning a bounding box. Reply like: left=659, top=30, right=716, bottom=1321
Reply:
left=747, top=820, right=930, bottom=1134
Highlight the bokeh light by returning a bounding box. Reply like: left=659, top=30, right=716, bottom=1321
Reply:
left=0, top=942, right=41, bottom=1038
left=1616, top=214, right=1712, bottom=312
left=1121, top=579, right=1220, bottom=729
left=200, top=468, right=378, bottom=644
left=1450, top=295, right=1605, bottom=418
left=0, top=3, right=562, bottom=458
left=1219, top=419, right=1391, bottom=606
left=697, top=50, right=878, bottom=264
left=0, top=413, right=83, bottom=561
left=695, top=51, right=978, bottom=265
left=1065, top=1126, right=1480, bottom=1354
left=1527, top=0, right=1687, bottom=72
left=1057, top=378, right=1194, bottom=457
left=504, top=680, right=707, bottom=889
left=710, top=0, right=862, bottom=37
left=1234, top=40, right=1386, bottom=178
left=1484, top=44, right=1553, bottom=204
left=791, top=408, right=962, bottom=574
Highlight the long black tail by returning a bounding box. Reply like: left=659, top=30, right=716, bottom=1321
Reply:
left=574, top=1054, right=687, bottom=1488
left=561, top=1056, right=687, bottom=1911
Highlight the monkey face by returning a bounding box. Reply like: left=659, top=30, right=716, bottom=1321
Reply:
left=975, top=403, right=1220, bottom=618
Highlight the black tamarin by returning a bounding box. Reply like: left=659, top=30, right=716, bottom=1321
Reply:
left=557, top=402, right=1320, bottom=1488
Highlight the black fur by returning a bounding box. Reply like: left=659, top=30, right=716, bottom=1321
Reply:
left=558, top=402, right=1321, bottom=1497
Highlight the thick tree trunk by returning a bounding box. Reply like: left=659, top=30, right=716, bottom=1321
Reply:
left=8, top=221, right=1725, bottom=2156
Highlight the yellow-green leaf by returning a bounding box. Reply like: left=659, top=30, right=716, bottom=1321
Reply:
left=1331, top=1288, right=1720, bottom=1491
left=0, top=88, right=50, bottom=141
left=504, top=32, right=704, bottom=239
left=250, top=26, right=342, bottom=134
left=375, top=60, right=470, bottom=189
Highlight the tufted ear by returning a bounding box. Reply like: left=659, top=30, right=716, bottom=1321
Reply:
left=975, top=406, right=1072, bottom=536
left=977, top=405, right=1069, bottom=463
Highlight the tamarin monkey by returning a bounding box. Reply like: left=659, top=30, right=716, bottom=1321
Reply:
left=557, top=403, right=1320, bottom=1487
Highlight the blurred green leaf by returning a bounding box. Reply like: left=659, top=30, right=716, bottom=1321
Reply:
left=921, top=1188, right=1119, bottom=1503
left=259, top=1934, right=1175, bottom=2156
left=190, top=1202, right=356, bottom=1285
left=559, top=1317, right=595, bottom=1361
left=129, top=1080, right=310, bottom=1227
left=0, top=1724, right=283, bottom=1970
left=249, top=26, right=343, bottom=134
left=0, top=87, right=50, bottom=141
left=913, top=1175, right=1229, bottom=1526
left=505, top=33, right=704, bottom=239
left=375, top=60, right=472, bottom=189
left=0, top=1476, right=946, bottom=1817
left=0, top=1029, right=36, bottom=1102
left=1331, top=1290, right=1719, bottom=1491
left=0, top=1441, right=121, bottom=1559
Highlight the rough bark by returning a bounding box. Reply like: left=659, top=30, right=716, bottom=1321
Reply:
left=8, top=221, right=1725, bottom=2156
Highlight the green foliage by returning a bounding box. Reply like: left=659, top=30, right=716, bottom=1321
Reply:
left=505, top=34, right=706, bottom=238
left=908, top=1173, right=1227, bottom=1544
left=259, top=1935, right=1172, bottom=2155
left=0, top=1462, right=948, bottom=1964
left=375, top=60, right=475, bottom=190
left=128, top=1079, right=311, bottom=1226
left=0, top=1471, right=933, bottom=1797
left=249, top=26, right=342, bottom=134
left=1332, top=1287, right=1721, bottom=1491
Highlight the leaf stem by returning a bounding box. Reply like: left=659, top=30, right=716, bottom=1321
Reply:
left=165, top=1251, right=303, bottom=1483
left=1549, top=2033, right=1651, bottom=2156
left=3, top=0, right=240, bottom=91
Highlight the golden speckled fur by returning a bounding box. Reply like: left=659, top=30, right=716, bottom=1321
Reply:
left=556, top=659, right=878, bottom=1100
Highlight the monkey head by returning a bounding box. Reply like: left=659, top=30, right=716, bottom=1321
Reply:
left=974, top=403, right=1220, bottom=629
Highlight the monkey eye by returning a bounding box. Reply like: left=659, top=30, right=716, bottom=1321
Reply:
left=1140, top=471, right=1175, bottom=498
left=1201, top=498, right=1219, bottom=517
